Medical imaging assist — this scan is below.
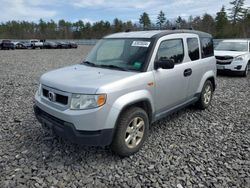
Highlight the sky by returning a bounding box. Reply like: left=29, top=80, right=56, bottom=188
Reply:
left=0, top=0, right=250, bottom=23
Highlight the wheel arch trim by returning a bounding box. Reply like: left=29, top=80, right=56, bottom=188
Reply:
left=197, top=71, right=216, bottom=93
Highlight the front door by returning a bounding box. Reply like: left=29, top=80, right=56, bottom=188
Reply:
left=153, top=38, right=190, bottom=114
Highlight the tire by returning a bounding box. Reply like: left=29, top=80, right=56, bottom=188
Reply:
left=111, top=107, right=149, bottom=157
left=242, top=63, right=249, bottom=77
left=196, top=80, right=213, bottom=110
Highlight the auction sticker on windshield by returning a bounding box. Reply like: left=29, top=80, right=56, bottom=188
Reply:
left=132, top=41, right=151, bottom=47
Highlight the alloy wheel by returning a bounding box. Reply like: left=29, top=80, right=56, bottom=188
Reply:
left=203, top=85, right=212, bottom=105
left=125, top=117, right=145, bottom=149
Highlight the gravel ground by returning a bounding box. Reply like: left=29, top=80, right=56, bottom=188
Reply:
left=0, top=46, right=249, bottom=188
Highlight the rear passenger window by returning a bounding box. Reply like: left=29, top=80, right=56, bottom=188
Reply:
left=187, top=38, right=200, bottom=61
left=156, top=39, right=184, bottom=64
left=201, top=37, right=214, bottom=58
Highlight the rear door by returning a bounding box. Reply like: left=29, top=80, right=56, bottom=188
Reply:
left=186, top=35, right=214, bottom=98
left=185, top=34, right=203, bottom=98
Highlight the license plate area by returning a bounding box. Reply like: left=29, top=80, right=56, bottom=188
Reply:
left=41, top=119, right=54, bottom=135
left=217, top=65, right=225, bottom=70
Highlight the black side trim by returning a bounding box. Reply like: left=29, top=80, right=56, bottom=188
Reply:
left=153, top=94, right=200, bottom=122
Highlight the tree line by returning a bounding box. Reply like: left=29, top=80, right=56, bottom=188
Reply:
left=0, top=0, right=249, bottom=39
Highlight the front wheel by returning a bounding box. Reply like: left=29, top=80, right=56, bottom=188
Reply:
left=242, top=63, right=249, bottom=77
left=196, top=80, right=213, bottom=110
left=111, top=107, right=149, bottom=157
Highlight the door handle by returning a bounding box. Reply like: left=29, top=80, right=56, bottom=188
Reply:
left=184, top=68, right=192, bottom=77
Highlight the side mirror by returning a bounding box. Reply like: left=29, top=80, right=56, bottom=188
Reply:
left=154, top=58, right=175, bottom=69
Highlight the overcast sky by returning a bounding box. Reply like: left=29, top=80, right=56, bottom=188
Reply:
left=0, top=0, right=249, bottom=23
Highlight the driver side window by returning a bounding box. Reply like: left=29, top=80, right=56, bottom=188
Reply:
left=156, top=39, right=184, bottom=64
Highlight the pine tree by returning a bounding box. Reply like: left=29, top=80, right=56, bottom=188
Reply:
left=215, top=6, right=229, bottom=37
left=157, top=11, right=166, bottom=29
left=175, top=16, right=187, bottom=29
left=139, top=12, right=151, bottom=30
left=113, top=18, right=123, bottom=32
left=229, top=0, right=246, bottom=24
left=242, top=9, right=250, bottom=37
left=201, top=14, right=216, bottom=35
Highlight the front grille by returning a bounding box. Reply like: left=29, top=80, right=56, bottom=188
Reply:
left=56, top=94, right=68, bottom=105
left=42, top=88, right=68, bottom=105
left=43, top=89, right=49, bottom=97
left=215, top=56, right=233, bottom=60
left=216, top=61, right=232, bottom=65
left=215, top=56, right=233, bottom=65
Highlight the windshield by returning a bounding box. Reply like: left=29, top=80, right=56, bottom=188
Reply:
left=215, top=41, right=248, bottom=52
left=84, top=38, right=152, bottom=71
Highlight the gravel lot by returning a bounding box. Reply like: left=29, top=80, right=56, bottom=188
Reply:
left=0, top=46, right=249, bottom=188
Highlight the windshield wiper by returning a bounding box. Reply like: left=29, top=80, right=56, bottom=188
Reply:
left=82, top=61, right=97, bottom=67
left=99, top=64, right=128, bottom=71
left=82, top=62, right=129, bottom=71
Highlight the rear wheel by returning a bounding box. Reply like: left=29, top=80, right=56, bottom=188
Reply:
left=111, top=107, right=149, bottom=157
left=196, top=80, right=213, bottom=110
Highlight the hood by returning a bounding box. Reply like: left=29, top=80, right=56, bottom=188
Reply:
left=40, top=64, right=136, bottom=94
left=214, top=50, right=248, bottom=57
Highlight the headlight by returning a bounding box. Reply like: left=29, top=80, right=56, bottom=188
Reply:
left=37, top=84, right=42, bottom=96
left=70, top=94, right=106, bottom=110
left=234, top=56, right=244, bottom=61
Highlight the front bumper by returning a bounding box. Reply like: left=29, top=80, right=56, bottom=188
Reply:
left=216, top=60, right=247, bottom=72
left=35, top=91, right=119, bottom=131
left=216, top=63, right=245, bottom=75
left=217, top=69, right=244, bottom=76
left=34, top=105, right=114, bottom=146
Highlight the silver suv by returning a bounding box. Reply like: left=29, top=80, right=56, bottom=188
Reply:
left=34, top=30, right=216, bottom=156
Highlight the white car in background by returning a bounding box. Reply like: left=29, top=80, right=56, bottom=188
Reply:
left=214, top=39, right=250, bottom=77
left=29, top=39, right=44, bottom=49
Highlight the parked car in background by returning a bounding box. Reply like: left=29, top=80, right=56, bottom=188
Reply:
left=34, top=30, right=216, bottom=156
left=67, top=42, right=78, bottom=48
left=0, top=39, right=79, bottom=50
left=29, top=39, right=44, bottom=49
left=43, top=41, right=58, bottom=49
left=19, top=41, right=32, bottom=49
left=56, top=41, right=70, bottom=49
left=0, top=40, right=15, bottom=50
left=215, top=39, right=250, bottom=77
left=13, top=42, right=28, bottom=49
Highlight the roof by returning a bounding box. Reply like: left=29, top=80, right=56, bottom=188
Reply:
left=105, top=30, right=162, bottom=38
left=105, top=29, right=212, bottom=39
